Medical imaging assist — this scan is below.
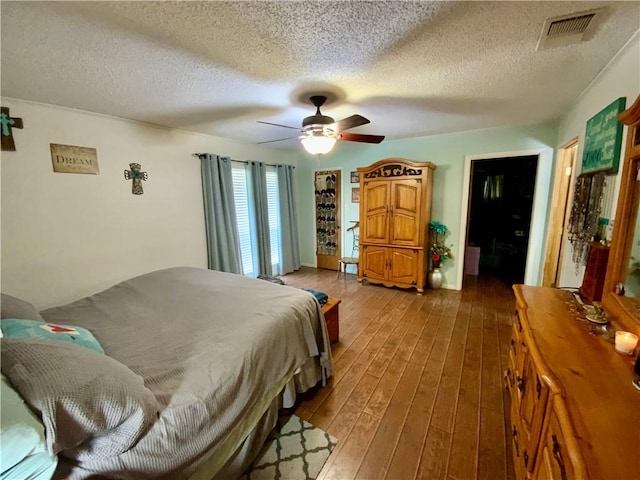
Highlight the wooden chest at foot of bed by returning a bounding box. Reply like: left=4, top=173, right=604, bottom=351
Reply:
left=321, top=297, right=340, bottom=344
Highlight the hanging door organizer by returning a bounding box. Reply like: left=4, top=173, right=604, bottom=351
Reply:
left=315, top=173, right=338, bottom=256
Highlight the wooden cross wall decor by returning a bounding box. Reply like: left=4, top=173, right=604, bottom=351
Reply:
left=124, top=163, right=148, bottom=195
left=1, top=107, right=24, bottom=151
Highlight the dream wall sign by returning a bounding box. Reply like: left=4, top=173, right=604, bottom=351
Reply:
left=50, top=143, right=99, bottom=174
left=581, top=97, right=626, bottom=174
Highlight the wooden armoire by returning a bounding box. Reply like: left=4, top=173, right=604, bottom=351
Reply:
left=357, top=158, right=435, bottom=294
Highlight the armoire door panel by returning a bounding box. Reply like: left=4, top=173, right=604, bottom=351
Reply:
left=390, top=212, right=420, bottom=245
left=363, top=214, right=388, bottom=243
left=390, top=180, right=421, bottom=245
left=363, top=182, right=389, bottom=209
left=389, top=248, right=418, bottom=284
left=362, top=246, right=387, bottom=280
left=362, top=181, right=389, bottom=243
left=391, top=180, right=420, bottom=213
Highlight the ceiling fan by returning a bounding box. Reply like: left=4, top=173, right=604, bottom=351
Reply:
left=257, top=95, right=385, bottom=155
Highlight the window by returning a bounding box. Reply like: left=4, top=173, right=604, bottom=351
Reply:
left=232, top=163, right=282, bottom=277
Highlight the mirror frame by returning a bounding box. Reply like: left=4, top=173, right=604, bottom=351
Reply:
left=602, top=93, right=640, bottom=335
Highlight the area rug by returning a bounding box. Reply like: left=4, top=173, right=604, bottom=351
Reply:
left=240, top=414, right=337, bottom=480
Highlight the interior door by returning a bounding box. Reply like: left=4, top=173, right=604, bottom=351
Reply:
left=542, top=141, right=577, bottom=287
left=315, top=170, right=342, bottom=270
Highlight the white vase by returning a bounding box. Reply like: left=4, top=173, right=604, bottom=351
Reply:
left=428, top=268, right=443, bottom=289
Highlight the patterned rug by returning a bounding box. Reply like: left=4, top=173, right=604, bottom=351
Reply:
left=240, top=414, right=337, bottom=480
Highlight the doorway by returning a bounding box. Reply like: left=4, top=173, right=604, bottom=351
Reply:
left=466, top=155, right=538, bottom=285
left=314, top=169, right=342, bottom=270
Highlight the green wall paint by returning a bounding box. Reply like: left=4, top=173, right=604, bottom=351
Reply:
left=295, top=122, right=558, bottom=289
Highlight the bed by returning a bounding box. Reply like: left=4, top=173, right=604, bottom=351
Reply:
left=1, top=266, right=332, bottom=479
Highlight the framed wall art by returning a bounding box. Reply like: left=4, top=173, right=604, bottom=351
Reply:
left=581, top=97, right=626, bottom=174
left=50, top=143, right=99, bottom=174
left=350, top=171, right=359, bottom=183
left=351, top=187, right=360, bottom=203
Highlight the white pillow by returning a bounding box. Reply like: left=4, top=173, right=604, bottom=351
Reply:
left=0, top=374, right=57, bottom=477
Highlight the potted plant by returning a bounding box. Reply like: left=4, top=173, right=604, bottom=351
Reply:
left=428, top=221, right=453, bottom=288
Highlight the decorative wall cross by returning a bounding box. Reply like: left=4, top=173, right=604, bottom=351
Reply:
left=124, top=163, right=148, bottom=195
left=1, top=106, right=24, bottom=151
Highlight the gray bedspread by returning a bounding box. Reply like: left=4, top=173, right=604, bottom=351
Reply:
left=41, top=267, right=332, bottom=479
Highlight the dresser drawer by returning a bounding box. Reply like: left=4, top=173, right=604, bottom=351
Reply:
left=533, top=396, right=587, bottom=480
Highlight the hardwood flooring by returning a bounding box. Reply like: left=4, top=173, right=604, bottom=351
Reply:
left=282, top=267, right=516, bottom=480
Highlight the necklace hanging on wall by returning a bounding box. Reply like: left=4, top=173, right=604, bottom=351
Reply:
left=567, top=172, right=606, bottom=273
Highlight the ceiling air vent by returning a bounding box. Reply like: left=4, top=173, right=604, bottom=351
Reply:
left=536, top=8, right=605, bottom=51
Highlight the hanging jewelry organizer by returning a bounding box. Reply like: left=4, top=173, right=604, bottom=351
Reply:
left=567, top=172, right=607, bottom=273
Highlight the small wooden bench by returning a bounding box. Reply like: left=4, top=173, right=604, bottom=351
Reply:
left=321, top=297, right=340, bottom=344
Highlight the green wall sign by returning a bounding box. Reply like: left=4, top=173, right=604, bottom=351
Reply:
left=581, top=97, right=626, bottom=174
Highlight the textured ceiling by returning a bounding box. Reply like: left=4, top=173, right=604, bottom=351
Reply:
left=2, top=1, right=639, bottom=150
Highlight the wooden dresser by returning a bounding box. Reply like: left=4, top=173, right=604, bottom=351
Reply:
left=357, top=158, right=435, bottom=294
left=507, top=285, right=639, bottom=480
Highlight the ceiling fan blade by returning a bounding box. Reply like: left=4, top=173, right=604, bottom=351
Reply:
left=331, top=114, right=370, bottom=131
left=257, top=136, right=299, bottom=145
left=257, top=120, right=300, bottom=131
left=340, top=132, right=385, bottom=144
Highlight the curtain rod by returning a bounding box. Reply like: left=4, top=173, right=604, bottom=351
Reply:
left=191, top=153, right=294, bottom=169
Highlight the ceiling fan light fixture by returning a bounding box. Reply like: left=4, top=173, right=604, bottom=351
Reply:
left=300, top=130, right=337, bottom=155
left=258, top=94, right=383, bottom=149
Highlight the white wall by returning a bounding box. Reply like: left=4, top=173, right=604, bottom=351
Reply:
left=556, top=31, right=640, bottom=289
left=0, top=98, right=296, bottom=309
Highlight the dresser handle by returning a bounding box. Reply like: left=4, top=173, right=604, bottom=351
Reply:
left=512, top=426, right=520, bottom=456
left=524, top=449, right=529, bottom=468
left=517, top=376, right=525, bottom=392
left=536, top=377, right=542, bottom=398
left=552, top=434, right=568, bottom=480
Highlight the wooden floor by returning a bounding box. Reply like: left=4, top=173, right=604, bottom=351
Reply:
left=282, top=267, right=516, bottom=480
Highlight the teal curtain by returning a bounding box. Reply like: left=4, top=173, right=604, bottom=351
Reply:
left=277, top=164, right=300, bottom=274
left=249, top=161, right=272, bottom=276
left=200, top=154, right=242, bottom=274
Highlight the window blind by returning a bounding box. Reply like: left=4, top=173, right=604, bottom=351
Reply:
left=232, top=164, right=254, bottom=276
left=266, top=166, right=281, bottom=272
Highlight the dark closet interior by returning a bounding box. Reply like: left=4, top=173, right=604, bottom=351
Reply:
left=467, top=155, right=538, bottom=284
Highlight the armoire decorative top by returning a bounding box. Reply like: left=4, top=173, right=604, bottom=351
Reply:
left=362, top=158, right=436, bottom=180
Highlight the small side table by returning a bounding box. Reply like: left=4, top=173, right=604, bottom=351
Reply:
left=322, top=297, right=341, bottom=344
